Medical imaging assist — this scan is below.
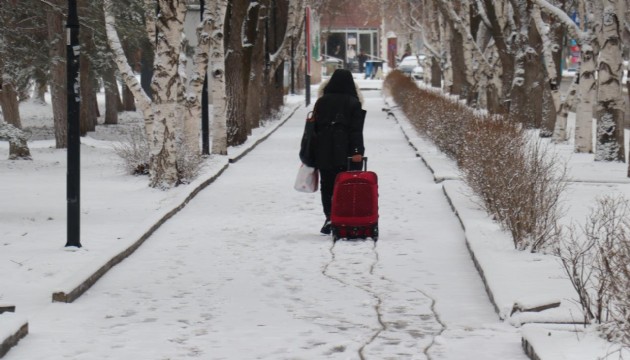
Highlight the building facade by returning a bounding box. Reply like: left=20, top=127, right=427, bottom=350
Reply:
left=318, top=1, right=423, bottom=72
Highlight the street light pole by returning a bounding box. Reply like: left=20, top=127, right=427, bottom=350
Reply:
left=305, top=7, right=311, bottom=106
left=201, top=0, right=209, bottom=155
left=66, top=0, right=81, bottom=248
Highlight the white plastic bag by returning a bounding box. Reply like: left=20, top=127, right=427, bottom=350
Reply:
left=293, top=164, right=319, bottom=193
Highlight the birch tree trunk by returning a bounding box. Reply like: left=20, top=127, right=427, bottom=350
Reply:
left=178, top=41, right=198, bottom=154
left=182, top=3, right=215, bottom=156
left=532, top=4, right=560, bottom=136
left=268, top=0, right=305, bottom=75
left=595, top=2, right=625, bottom=162
left=437, top=0, right=474, bottom=102
left=553, top=76, right=579, bottom=142
left=210, top=0, right=228, bottom=155
left=575, top=43, right=597, bottom=152
left=438, top=9, right=453, bottom=92
left=103, top=0, right=153, bottom=136
left=148, top=0, right=187, bottom=188
left=508, top=0, right=545, bottom=128
left=532, top=0, right=596, bottom=149
left=574, top=0, right=600, bottom=153
left=481, top=0, right=513, bottom=114
left=104, top=0, right=189, bottom=188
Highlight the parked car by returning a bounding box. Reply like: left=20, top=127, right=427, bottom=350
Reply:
left=411, top=65, right=424, bottom=80
left=322, top=55, right=343, bottom=76
left=397, top=55, right=424, bottom=80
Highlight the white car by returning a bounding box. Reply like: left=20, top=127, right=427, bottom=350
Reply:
left=411, top=65, right=424, bottom=80
left=397, top=55, right=425, bottom=80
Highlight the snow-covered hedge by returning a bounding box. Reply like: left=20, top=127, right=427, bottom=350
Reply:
left=384, top=71, right=565, bottom=253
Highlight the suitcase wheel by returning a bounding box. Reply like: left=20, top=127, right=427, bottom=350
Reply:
left=331, top=224, right=378, bottom=241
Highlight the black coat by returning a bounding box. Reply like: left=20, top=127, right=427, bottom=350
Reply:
left=311, top=93, right=365, bottom=170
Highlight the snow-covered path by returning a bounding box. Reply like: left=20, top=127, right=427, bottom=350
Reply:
left=6, top=90, right=527, bottom=359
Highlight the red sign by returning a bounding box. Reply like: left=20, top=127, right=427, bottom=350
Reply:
left=305, top=6, right=311, bottom=76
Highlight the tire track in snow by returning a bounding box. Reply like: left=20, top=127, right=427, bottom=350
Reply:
left=322, top=240, right=385, bottom=360
left=322, top=240, right=445, bottom=359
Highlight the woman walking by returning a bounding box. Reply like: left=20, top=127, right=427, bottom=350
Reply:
left=304, top=69, right=366, bottom=234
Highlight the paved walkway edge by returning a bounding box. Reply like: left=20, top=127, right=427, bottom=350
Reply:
left=0, top=313, right=28, bottom=359
left=383, top=98, right=601, bottom=360
left=51, top=103, right=301, bottom=304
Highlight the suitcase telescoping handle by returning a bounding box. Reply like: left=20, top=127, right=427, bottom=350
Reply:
left=347, top=156, right=368, bottom=171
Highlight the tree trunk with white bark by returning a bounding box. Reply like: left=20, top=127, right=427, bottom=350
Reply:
left=481, top=0, right=513, bottom=114
left=438, top=9, right=453, bottom=92
left=595, top=2, right=625, bottom=162
left=148, top=0, right=187, bottom=188
left=104, top=0, right=153, bottom=136
left=182, top=4, right=213, bottom=156
left=210, top=0, right=228, bottom=155
left=532, top=4, right=560, bottom=136
left=575, top=43, right=597, bottom=152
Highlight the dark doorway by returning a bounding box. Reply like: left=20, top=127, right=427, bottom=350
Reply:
left=326, top=33, right=346, bottom=62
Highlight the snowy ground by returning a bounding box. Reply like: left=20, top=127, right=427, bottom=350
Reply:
left=1, top=78, right=629, bottom=359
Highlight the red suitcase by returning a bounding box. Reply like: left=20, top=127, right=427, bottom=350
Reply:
left=330, top=158, right=379, bottom=241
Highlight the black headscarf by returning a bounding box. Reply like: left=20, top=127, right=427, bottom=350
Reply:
left=323, top=69, right=358, bottom=100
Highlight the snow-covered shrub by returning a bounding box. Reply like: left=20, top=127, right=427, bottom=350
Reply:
left=558, top=195, right=630, bottom=346
left=112, top=128, right=150, bottom=175
left=113, top=127, right=203, bottom=184
left=175, top=138, right=204, bottom=184
left=0, top=121, right=32, bottom=160
left=384, top=71, right=566, bottom=252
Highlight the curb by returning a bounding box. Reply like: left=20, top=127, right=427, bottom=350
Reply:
left=383, top=102, right=505, bottom=317
left=0, top=313, right=28, bottom=359
left=384, top=100, right=591, bottom=360
left=438, top=183, right=502, bottom=316
left=521, top=337, right=542, bottom=360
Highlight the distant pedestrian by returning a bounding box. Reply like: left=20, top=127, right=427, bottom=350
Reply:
left=358, top=51, right=368, bottom=73
left=347, top=45, right=356, bottom=71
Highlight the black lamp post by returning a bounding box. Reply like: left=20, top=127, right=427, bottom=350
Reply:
left=66, top=0, right=81, bottom=248
left=200, top=0, right=210, bottom=155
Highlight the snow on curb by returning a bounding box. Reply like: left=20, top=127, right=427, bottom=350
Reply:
left=51, top=103, right=301, bottom=303
left=0, top=312, right=28, bottom=359
left=386, top=99, right=581, bottom=325
left=384, top=96, right=630, bottom=359
left=441, top=180, right=581, bottom=324
left=382, top=107, right=460, bottom=182
left=521, top=324, right=630, bottom=360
